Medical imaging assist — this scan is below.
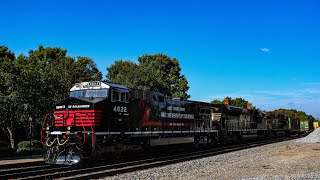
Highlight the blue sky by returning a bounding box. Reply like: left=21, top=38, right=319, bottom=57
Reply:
left=1, top=0, right=319, bottom=118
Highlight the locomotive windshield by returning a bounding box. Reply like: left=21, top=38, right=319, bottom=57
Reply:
left=70, top=89, right=109, bottom=98
left=70, top=90, right=84, bottom=97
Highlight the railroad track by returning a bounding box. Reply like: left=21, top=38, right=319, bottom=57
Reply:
left=0, top=135, right=303, bottom=180
left=0, top=162, right=71, bottom=179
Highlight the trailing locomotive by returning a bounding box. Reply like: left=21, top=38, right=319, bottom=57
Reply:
left=40, top=81, right=304, bottom=165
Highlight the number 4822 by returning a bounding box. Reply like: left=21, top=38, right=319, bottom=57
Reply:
left=113, top=106, right=127, bottom=113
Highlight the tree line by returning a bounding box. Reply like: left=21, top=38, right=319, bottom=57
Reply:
left=211, top=97, right=317, bottom=122
left=211, top=97, right=256, bottom=109
left=106, top=54, right=190, bottom=99
left=0, top=45, right=317, bottom=149
left=0, top=46, right=102, bottom=148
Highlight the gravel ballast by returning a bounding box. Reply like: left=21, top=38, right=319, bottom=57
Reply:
left=107, top=129, right=320, bottom=179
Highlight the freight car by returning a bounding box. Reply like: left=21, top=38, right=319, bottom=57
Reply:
left=314, top=121, right=319, bottom=129
left=288, top=118, right=300, bottom=135
left=40, top=81, right=301, bottom=165
left=300, top=120, right=309, bottom=132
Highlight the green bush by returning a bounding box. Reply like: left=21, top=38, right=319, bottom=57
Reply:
left=17, top=141, right=31, bottom=149
left=17, top=141, right=31, bottom=154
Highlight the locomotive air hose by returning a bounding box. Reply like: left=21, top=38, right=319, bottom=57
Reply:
left=45, top=136, right=69, bottom=147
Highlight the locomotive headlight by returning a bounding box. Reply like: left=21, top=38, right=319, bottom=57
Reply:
left=67, top=126, right=71, bottom=131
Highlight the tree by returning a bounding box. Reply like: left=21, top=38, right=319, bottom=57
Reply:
left=106, top=53, right=190, bottom=99
left=211, top=99, right=223, bottom=104
left=75, top=57, right=102, bottom=82
left=18, top=46, right=103, bottom=137
left=0, top=46, right=19, bottom=148
left=230, top=98, right=249, bottom=109
left=272, top=109, right=314, bottom=121
left=210, top=97, right=254, bottom=109
left=0, top=45, right=103, bottom=148
left=106, top=60, right=140, bottom=88
left=138, top=54, right=190, bottom=99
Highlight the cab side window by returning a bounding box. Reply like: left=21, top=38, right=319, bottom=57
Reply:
left=152, top=94, right=164, bottom=103
left=111, top=89, right=129, bottom=103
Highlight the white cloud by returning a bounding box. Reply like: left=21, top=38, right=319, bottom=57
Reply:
left=260, top=48, right=270, bottom=53
left=301, top=88, right=320, bottom=94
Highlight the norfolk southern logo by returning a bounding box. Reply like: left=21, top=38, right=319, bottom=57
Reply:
left=56, top=105, right=90, bottom=109
left=160, top=112, right=194, bottom=119
left=161, top=106, right=194, bottom=119
left=68, top=105, right=90, bottom=109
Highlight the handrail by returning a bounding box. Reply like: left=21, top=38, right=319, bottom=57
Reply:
left=91, top=125, right=95, bottom=149
left=79, top=112, right=86, bottom=144
left=86, top=112, right=95, bottom=150
left=40, top=113, right=50, bottom=144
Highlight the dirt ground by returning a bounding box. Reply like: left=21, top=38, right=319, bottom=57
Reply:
left=228, top=142, right=320, bottom=179
left=268, top=143, right=320, bottom=174
left=180, top=140, right=320, bottom=179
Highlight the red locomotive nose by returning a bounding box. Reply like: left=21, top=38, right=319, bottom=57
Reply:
left=53, top=109, right=102, bottom=127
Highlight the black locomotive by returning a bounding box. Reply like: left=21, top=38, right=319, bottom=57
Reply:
left=41, top=81, right=302, bottom=165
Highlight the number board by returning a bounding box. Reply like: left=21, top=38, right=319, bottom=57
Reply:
left=87, top=81, right=101, bottom=87
left=113, top=105, right=128, bottom=115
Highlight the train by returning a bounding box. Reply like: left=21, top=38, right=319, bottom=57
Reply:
left=40, top=81, right=312, bottom=165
